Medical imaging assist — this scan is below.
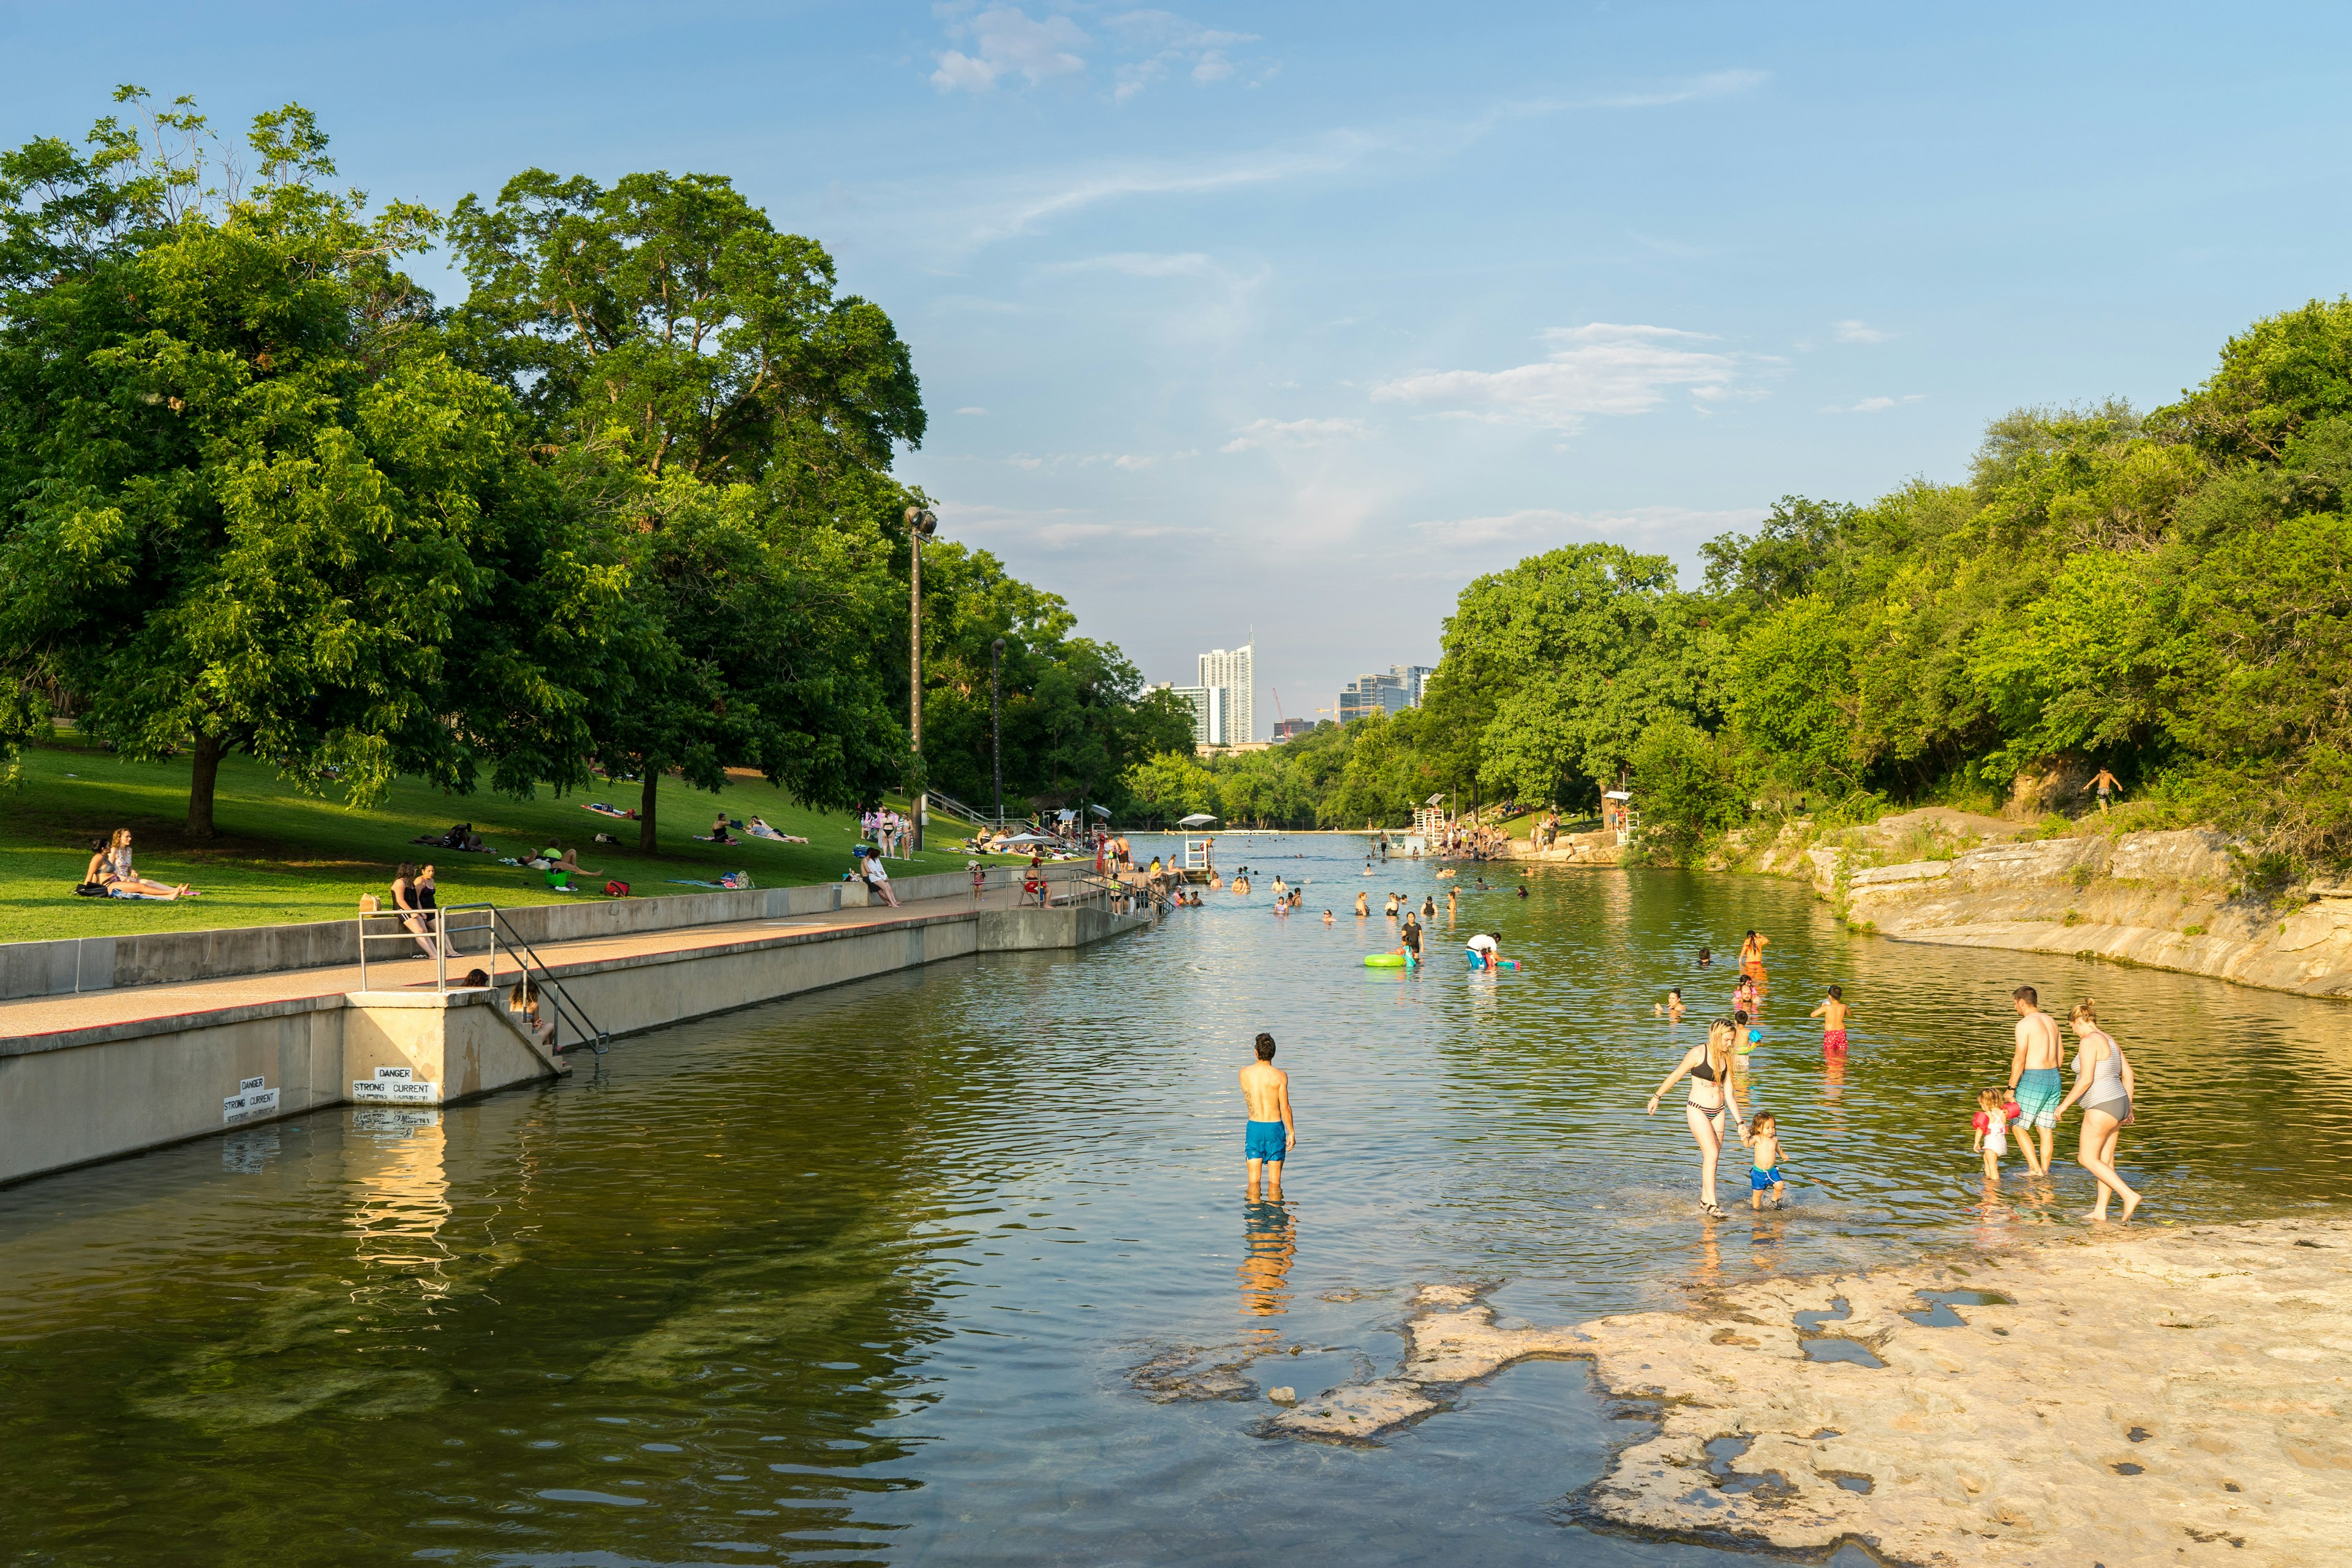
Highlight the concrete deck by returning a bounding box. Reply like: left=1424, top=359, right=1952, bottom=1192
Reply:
left=0, top=873, right=1150, bottom=1186
left=0, top=878, right=1051, bottom=1052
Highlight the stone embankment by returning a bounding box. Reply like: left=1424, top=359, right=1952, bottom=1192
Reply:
left=1265, top=1219, right=2350, bottom=1566
left=1745, top=816, right=2352, bottom=1000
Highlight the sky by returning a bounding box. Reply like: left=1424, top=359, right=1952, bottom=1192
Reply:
left=6, top=2, right=2351, bottom=736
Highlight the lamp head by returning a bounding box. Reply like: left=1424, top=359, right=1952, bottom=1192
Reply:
left=903, top=506, right=938, bottom=538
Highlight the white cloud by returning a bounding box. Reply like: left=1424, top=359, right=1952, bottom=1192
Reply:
left=1001, top=448, right=1198, bottom=471
left=956, top=406, right=990, bottom=416
left=1221, top=417, right=1367, bottom=453
left=1833, top=319, right=1891, bottom=344
left=1583, top=69, right=1768, bottom=108
left=940, top=500, right=1209, bottom=550
left=1822, top=394, right=1926, bottom=413
left=1104, top=10, right=1262, bottom=99
left=1411, top=505, right=1770, bottom=551
left=1371, top=323, right=1765, bottom=432
left=1191, top=50, right=1234, bottom=83
left=931, top=6, right=1089, bottom=93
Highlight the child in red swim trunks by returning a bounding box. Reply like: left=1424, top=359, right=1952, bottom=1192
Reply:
left=1811, top=985, right=1850, bottom=1054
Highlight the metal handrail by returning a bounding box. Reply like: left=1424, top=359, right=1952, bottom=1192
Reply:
left=489, top=908, right=610, bottom=1057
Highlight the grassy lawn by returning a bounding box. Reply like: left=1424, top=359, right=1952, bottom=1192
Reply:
left=1, top=728, right=1001, bottom=942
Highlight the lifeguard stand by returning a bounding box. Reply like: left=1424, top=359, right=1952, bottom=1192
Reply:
left=1183, top=837, right=1213, bottom=875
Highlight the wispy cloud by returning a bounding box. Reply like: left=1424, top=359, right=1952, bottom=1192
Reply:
left=1822, top=394, right=1925, bottom=413
left=932, top=6, right=1088, bottom=93
left=941, top=500, right=1210, bottom=550
left=1106, top=9, right=1265, bottom=100
left=1580, top=69, right=1768, bottom=108
left=1003, top=449, right=1198, bottom=471
left=956, top=406, right=990, bottom=416
left=1372, top=323, right=1771, bottom=432
left=1411, top=504, right=1770, bottom=552
left=1221, top=417, right=1366, bottom=452
left=1833, top=318, right=1891, bottom=344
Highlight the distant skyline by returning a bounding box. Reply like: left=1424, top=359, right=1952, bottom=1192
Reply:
left=9, top=4, right=2350, bottom=726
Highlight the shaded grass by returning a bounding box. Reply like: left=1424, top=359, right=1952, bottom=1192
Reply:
left=1, top=729, right=1001, bottom=942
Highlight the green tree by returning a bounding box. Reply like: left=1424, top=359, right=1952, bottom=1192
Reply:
left=0, top=89, right=613, bottom=832
left=450, top=168, right=925, bottom=850
left=1627, top=716, right=1744, bottom=864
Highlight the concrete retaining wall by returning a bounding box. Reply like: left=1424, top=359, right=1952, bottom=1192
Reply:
left=0, top=864, right=1080, bottom=1002
left=0, top=868, right=1133, bottom=1186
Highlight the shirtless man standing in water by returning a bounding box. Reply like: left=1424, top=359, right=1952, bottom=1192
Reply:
left=1241, top=1032, right=1299, bottom=1201
left=2006, top=984, right=2065, bottom=1175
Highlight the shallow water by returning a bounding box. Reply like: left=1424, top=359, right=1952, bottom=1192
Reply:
left=6, top=838, right=2351, bottom=1565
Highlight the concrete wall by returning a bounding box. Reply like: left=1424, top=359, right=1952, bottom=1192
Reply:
left=1, top=871, right=1136, bottom=1186
left=0, top=864, right=1082, bottom=1002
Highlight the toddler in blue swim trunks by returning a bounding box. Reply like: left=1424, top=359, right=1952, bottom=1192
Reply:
left=1741, top=1112, right=1787, bottom=1210
left=1240, top=1031, right=1298, bottom=1201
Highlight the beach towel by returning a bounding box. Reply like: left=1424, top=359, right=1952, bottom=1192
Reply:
left=107, top=888, right=179, bottom=901
left=583, top=802, right=635, bottom=819
left=665, top=872, right=753, bottom=890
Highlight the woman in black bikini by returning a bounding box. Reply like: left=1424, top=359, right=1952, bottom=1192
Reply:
left=1646, top=1019, right=1749, bottom=1216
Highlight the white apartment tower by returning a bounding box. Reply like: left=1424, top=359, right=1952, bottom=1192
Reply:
left=1197, top=642, right=1254, bottom=745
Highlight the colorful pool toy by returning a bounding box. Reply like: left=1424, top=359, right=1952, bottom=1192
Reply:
left=1363, top=953, right=1409, bottom=968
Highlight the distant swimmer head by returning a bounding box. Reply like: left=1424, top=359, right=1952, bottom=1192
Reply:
left=1254, top=1032, right=1278, bottom=1060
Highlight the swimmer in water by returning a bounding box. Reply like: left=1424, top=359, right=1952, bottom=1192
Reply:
left=1740, top=1112, right=1788, bottom=1210
left=1384, top=894, right=1401, bottom=919
left=1738, top=929, right=1770, bottom=974
left=1322, top=908, right=1335, bottom=925
left=1516, top=883, right=1528, bottom=898
left=1810, top=985, right=1850, bottom=1055
left=1421, top=896, right=1436, bottom=918
left=1733, top=973, right=1758, bottom=1013
left=1697, top=946, right=1714, bottom=968
left=1272, top=875, right=1289, bottom=898
left=1655, top=987, right=1685, bottom=1019
left=1354, top=892, right=1370, bottom=918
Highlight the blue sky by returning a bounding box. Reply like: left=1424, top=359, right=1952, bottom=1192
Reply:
left=7, top=2, right=2350, bottom=736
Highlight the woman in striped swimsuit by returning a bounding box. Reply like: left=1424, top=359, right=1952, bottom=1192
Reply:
left=2055, top=999, right=2141, bottom=1222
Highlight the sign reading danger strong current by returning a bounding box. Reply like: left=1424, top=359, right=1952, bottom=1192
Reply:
left=352, top=1064, right=442, bottom=1104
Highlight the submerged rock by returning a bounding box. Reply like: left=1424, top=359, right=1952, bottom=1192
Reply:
left=1264, top=1219, right=2351, bottom=1563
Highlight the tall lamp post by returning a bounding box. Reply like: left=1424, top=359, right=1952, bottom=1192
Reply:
left=905, top=505, right=938, bottom=853
left=990, top=636, right=1005, bottom=824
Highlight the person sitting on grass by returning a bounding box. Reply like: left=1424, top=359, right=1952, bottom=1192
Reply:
left=709, top=812, right=738, bottom=846
left=84, top=829, right=195, bottom=899
left=391, top=862, right=439, bottom=957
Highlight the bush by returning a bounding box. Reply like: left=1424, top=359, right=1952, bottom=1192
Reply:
left=1627, top=718, right=1744, bottom=865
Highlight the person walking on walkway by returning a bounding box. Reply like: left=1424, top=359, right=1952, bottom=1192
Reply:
left=2055, top=1000, right=2141, bottom=1221
left=2083, top=768, right=2123, bottom=814
left=1646, top=1019, right=1748, bottom=1216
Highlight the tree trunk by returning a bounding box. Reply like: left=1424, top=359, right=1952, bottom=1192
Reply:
left=639, top=767, right=660, bottom=854
left=187, top=733, right=225, bottom=839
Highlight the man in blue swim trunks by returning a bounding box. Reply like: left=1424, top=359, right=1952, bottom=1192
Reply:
left=2005, top=984, right=2065, bottom=1176
left=1241, top=1031, right=1298, bottom=1201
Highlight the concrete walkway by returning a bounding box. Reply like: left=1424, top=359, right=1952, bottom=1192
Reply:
left=0, top=880, right=1069, bottom=1046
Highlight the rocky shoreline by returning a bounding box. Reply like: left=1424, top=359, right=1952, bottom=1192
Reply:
left=1261, top=1218, right=2350, bottom=1566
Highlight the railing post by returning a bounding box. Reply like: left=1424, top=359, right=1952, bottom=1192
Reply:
left=357, top=916, right=369, bottom=992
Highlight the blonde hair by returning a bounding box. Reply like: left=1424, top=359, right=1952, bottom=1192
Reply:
left=2070, top=999, right=2099, bottom=1025
left=1978, top=1087, right=2003, bottom=1110
left=110, top=827, right=132, bottom=850
left=1705, top=1019, right=1736, bottom=1075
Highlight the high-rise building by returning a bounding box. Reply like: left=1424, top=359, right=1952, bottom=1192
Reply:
left=1197, top=642, right=1254, bottom=744
left=1273, top=718, right=1313, bottom=741
left=1167, top=684, right=1226, bottom=747
left=1395, top=664, right=1435, bottom=707
left=1338, top=671, right=1409, bottom=722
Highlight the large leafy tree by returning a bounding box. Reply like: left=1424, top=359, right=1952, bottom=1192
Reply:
left=0, top=90, right=611, bottom=832
left=448, top=169, right=925, bottom=850
left=1439, top=543, right=1725, bottom=809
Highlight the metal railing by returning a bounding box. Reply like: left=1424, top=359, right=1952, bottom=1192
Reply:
left=925, top=786, right=1000, bottom=829
left=354, top=901, right=609, bottom=1058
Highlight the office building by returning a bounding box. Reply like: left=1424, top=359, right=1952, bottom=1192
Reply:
left=1166, top=683, right=1227, bottom=747
left=1273, top=718, right=1313, bottom=741
left=1197, top=642, right=1254, bottom=744
left=1338, top=670, right=1408, bottom=722
left=1396, top=664, right=1434, bottom=707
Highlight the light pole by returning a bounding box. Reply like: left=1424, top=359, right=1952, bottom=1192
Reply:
left=905, top=505, right=938, bottom=852
left=990, top=636, right=1005, bottom=824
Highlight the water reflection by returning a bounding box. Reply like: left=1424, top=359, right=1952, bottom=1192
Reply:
left=7, top=837, right=2352, bottom=1566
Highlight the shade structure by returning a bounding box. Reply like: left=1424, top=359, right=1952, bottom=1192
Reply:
left=1176, top=813, right=1219, bottom=827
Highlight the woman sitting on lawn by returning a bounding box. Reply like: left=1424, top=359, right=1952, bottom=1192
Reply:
left=85, top=829, right=195, bottom=899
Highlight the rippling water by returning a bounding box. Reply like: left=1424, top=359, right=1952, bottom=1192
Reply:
left=6, top=837, right=2351, bottom=1565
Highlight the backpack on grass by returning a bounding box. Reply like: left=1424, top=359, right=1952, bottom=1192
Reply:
left=604, top=880, right=630, bottom=897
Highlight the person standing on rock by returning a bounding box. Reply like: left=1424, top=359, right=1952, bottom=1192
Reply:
left=1241, top=1033, right=1298, bottom=1202
left=2055, top=1000, right=2141, bottom=1221
left=1646, top=1019, right=1748, bottom=1218
left=2007, top=986, right=2066, bottom=1176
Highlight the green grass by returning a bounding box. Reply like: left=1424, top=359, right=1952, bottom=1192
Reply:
left=1, top=728, right=1005, bottom=941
